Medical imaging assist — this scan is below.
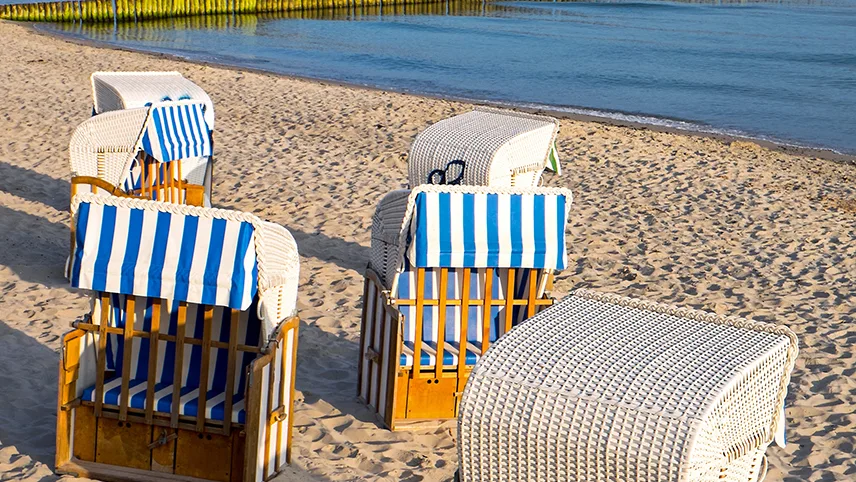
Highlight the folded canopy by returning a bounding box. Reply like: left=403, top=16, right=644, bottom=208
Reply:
left=70, top=196, right=257, bottom=310
left=68, top=194, right=301, bottom=340
left=407, top=189, right=570, bottom=271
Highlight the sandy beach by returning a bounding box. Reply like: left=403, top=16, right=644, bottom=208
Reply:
left=0, top=18, right=854, bottom=481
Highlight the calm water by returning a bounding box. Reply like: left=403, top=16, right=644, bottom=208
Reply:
left=45, top=1, right=856, bottom=153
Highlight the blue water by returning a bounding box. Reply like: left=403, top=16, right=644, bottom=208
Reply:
left=45, top=1, right=856, bottom=153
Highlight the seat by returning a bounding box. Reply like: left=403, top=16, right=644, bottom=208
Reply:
left=57, top=193, right=301, bottom=482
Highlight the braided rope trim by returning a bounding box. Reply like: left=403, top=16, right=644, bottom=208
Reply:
left=474, top=106, right=561, bottom=173
left=70, top=192, right=280, bottom=293
left=572, top=288, right=799, bottom=447
left=389, top=185, right=574, bottom=291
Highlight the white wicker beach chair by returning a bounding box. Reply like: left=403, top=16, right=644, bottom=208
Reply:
left=407, top=107, right=561, bottom=188
left=359, top=185, right=572, bottom=430
left=70, top=100, right=213, bottom=207
left=57, top=193, right=300, bottom=482
left=458, top=290, right=799, bottom=482
left=91, top=71, right=215, bottom=129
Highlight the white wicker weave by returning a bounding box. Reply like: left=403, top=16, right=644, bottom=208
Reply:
left=70, top=106, right=210, bottom=189
left=407, top=107, right=559, bottom=188
left=458, top=289, right=799, bottom=482
left=70, top=193, right=300, bottom=340
left=91, top=71, right=215, bottom=128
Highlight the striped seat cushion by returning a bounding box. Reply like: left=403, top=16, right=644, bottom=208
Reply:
left=397, top=267, right=547, bottom=367
left=82, top=376, right=246, bottom=424
left=401, top=341, right=481, bottom=368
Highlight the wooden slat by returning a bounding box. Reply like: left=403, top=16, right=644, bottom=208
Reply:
left=504, top=269, right=516, bottom=335
left=435, top=268, right=448, bottom=378
left=457, top=268, right=471, bottom=378
left=171, top=302, right=187, bottom=428
left=94, top=294, right=109, bottom=417
left=275, top=328, right=287, bottom=470
left=196, top=306, right=214, bottom=432
left=356, top=277, right=371, bottom=401
left=56, top=330, right=85, bottom=468
left=71, top=323, right=263, bottom=353
left=481, top=268, right=493, bottom=355
left=286, top=320, right=299, bottom=464
left=168, top=161, right=175, bottom=203
left=243, top=352, right=271, bottom=482
left=412, top=268, right=425, bottom=377
left=146, top=300, right=162, bottom=424
left=176, top=161, right=184, bottom=204
left=223, top=309, right=239, bottom=436
left=119, top=296, right=136, bottom=421
left=139, top=155, right=147, bottom=199
left=527, top=270, right=539, bottom=318
left=263, top=342, right=277, bottom=478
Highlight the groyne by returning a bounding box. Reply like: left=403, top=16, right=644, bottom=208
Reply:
left=0, top=0, right=451, bottom=22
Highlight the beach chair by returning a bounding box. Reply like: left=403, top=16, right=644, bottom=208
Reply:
left=91, top=72, right=215, bottom=129
left=56, top=193, right=300, bottom=482
left=358, top=185, right=572, bottom=430
left=407, top=107, right=561, bottom=188
left=458, top=290, right=799, bottom=482
left=70, top=100, right=213, bottom=207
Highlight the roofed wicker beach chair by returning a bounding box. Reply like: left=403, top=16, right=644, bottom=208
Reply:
left=457, top=290, right=799, bottom=482
left=407, top=107, right=561, bottom=188
left=358, top=185, right=572, bottom=430
left=70, top=100, right=214, bottom=207
left=57, top=194, right=300, bottom=482
left=91, top=72, right=215, bottom=129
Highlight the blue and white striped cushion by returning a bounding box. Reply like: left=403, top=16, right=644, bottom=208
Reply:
left=140, top=102, right=211, bottom=164
left=397, top=267, right=544, bottom=367
left=408, top=191, right=568, bottom=270
left=82, top=295, right=261, bottom=423
left=70, top=201, right=258, bottom=311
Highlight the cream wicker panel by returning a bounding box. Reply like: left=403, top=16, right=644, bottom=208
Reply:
left=70, top=107, right=149, bottom=188
left=91, top=71, right=215, bottom=128
left=458, top=290, right=797, bottom=482
left=369, top=189, right=411, bottom=287
left=407, top=108, right=559, bottom=188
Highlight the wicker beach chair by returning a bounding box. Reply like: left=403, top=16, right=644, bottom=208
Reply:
left=56, top=193, right=300, bottom=482
left=458, top=290, right=799, bottom=482
left=70, top=100, right=213, bottom=207
left=407, top=107, right=561, bottom=188
left=358, top=185, right=572, bottom=430
left=91, top=71, right=215, bottom=129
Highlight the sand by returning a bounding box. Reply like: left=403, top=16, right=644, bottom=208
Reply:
left=0, top=18, right=854, bottom=482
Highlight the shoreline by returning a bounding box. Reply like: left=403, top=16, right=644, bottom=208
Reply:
left=30, top=21, right=856, bottom=166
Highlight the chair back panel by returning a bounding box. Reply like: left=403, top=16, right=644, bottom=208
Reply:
left=92, top=294, right=262, bottom=395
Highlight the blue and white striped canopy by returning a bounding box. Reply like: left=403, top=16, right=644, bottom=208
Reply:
left=140, top=102, right=211, bottom=163
left=70, top=199, right=258, bottom=310
left=407, top=190, right=569, bottom=270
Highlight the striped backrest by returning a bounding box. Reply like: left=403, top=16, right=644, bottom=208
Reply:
left=140, top=101, right=212, bottom=164
left=94, top=294, right=261, bottom=392
left=70, top=195, right=258, bottom=311
left=405, top=187, right=570, bottom=271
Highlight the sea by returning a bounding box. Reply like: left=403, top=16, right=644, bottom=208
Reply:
left=39, top=0, right=856, bottom=154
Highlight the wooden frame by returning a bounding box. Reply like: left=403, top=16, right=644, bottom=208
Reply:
left=56, top=293, right=299, bottom=482
left=70, top=155, right=206, bottom=207
left=357, top=267, right=554, bottom=430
